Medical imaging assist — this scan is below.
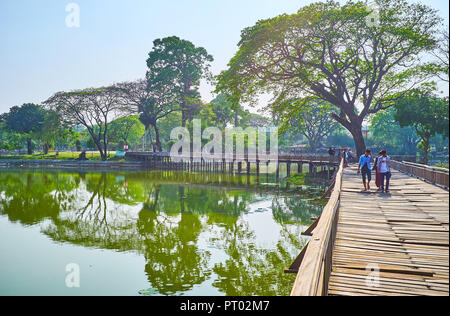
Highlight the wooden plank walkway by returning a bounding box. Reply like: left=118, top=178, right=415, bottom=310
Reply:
left=328, top=166, right=449, bottom=296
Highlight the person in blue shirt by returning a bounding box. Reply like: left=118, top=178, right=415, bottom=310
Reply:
left=358, top=149, right=374, bottom=192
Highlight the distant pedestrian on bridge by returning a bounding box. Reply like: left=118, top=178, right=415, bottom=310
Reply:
left=358, top=149, right=374, bottom=192
left=347, top=149, right=353, bottom=163
left=342, top=149, right=348, bottom=167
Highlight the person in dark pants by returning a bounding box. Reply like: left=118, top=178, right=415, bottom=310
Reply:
left=343, top=149, right=348, bottom=167
left=378, top=150, right=392, bottom=193
left=373, top=151, right=383, bottom=191
left=347, top=150, right=353, bottom=163
left=358, top=149, right=374, bottom=192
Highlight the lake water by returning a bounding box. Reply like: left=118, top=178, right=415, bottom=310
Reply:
left=0, top=168, right=325, bottom=296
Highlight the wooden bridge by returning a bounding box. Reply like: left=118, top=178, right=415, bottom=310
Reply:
left=125, top=152, right=341, bottom=178
left=289, top=159, right=449, bottom=296
left=125, top=152, right=415, bottom=176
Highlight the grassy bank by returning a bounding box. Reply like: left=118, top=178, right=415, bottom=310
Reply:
left=435, top=163, right=449, bottom=169
left=0, top=151, right=117, bottom=161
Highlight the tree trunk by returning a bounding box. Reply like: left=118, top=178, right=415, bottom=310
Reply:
left=306, top=137, right=316, bottom=154
left=349, top=125, right=366, bottom=157
left=97, top=141, right=107, bottom=161
left=143, top=125, right=154, bottom=152
left=27, top=137, right=32, bottom=155
left=332, top=112, right=366, bottom=157
left=152, top=123, right=162, bottom=152
left=148, top=129, right=155, bottom=152
left=181, top=111, right=187, bottom=128
left=43, top=142, right=50, bottom=155
left=234, top=110, right=239, bottom=127
left=423, top=136, right=431, bottom=165
left=416, top=128, right=431, bottom=165
left=181, top=95, right=188, bottom=127
left=92, top=137, right=106, bottom=161
left=102, top=140, right=108, bottom=161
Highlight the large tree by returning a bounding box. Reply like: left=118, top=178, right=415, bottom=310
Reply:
left=146, top=36, right=213, bottom=127
left=44, top=86, right=125, bottom=161
left=393, top=94, right=449, bottom=164
left=117, top=80, right=178, bottom=152
left=38, top=110, right=67, bottom=154
left=217, top=0, right=441, bottom=156
left=2, top=103, right=45, bottom=154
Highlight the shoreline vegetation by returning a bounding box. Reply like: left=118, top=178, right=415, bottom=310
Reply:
left=0, top=159, right=143, bottom=170
left=435, top=163, right=450, bottom=169
left=0, top=151, right=118, bottom=161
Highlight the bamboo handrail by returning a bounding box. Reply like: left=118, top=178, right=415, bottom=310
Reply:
left=400, top=161, right=449, bottom=173
left=391, top=160, right=449, bottom=189
left=290, top=159, right=344, bottom=296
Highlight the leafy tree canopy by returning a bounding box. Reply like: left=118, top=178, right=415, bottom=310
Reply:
left=109, top=116, right=145, bottom=149
left=393, top=93, right=449, bottom=163
left=3, top=103, right=45, bottom=135
left=370, top=107, right=419, bottom=155
left=217, top=0, right=442, bottom=155
left=146, top=36, right=213, bottom=127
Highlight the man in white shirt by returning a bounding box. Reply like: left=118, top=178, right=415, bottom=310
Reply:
left=378, top=150, right=391, bottom=193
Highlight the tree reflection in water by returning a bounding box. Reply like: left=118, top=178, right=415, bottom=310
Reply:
left=0, top=168, right=324, bottom=296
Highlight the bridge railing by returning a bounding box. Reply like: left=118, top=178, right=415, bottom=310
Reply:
left=391, top=160, right=449, bottom=189
left=390, top=155, right=417, bottom=163
left=290, top=158, right=344, bottom=296
left=126, top=152, right=340, bottom=163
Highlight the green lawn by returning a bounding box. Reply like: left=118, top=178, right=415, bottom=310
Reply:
left=0, top=151, right=116, bottom=161
left=435, top=163, right=449, bottom=169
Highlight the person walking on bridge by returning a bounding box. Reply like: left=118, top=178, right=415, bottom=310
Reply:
left=378, top=150, right=392, bottom=194
left=347, top=149, right=353, bottom=163
left=373, top=151, right=383, bottom=191
left=328, top=147, right=335, bottom=157
left=342, top=149, right=348, bottom=167
left=358, top=149, right=374, bottom=192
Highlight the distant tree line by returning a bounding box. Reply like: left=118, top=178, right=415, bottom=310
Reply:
left=1, top=0, right=449, bottom=163
left=0, top=38, right=267, bottom=160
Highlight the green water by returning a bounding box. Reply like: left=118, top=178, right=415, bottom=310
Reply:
left=0, top=168, right=325, bottom=296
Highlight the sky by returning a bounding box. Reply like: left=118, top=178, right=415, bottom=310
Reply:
left=0, top=0, right=448, bottom=115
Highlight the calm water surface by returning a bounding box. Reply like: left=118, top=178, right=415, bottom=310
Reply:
left=0, top=168, right=325, bottom=296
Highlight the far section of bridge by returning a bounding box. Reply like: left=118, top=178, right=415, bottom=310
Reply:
left=125, top=152, right=342, bottom=177
left=125, top=152, right=415, bottom=178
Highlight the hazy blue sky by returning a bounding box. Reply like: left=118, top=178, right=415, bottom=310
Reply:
left=0, top=0, right=448, bottom=114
